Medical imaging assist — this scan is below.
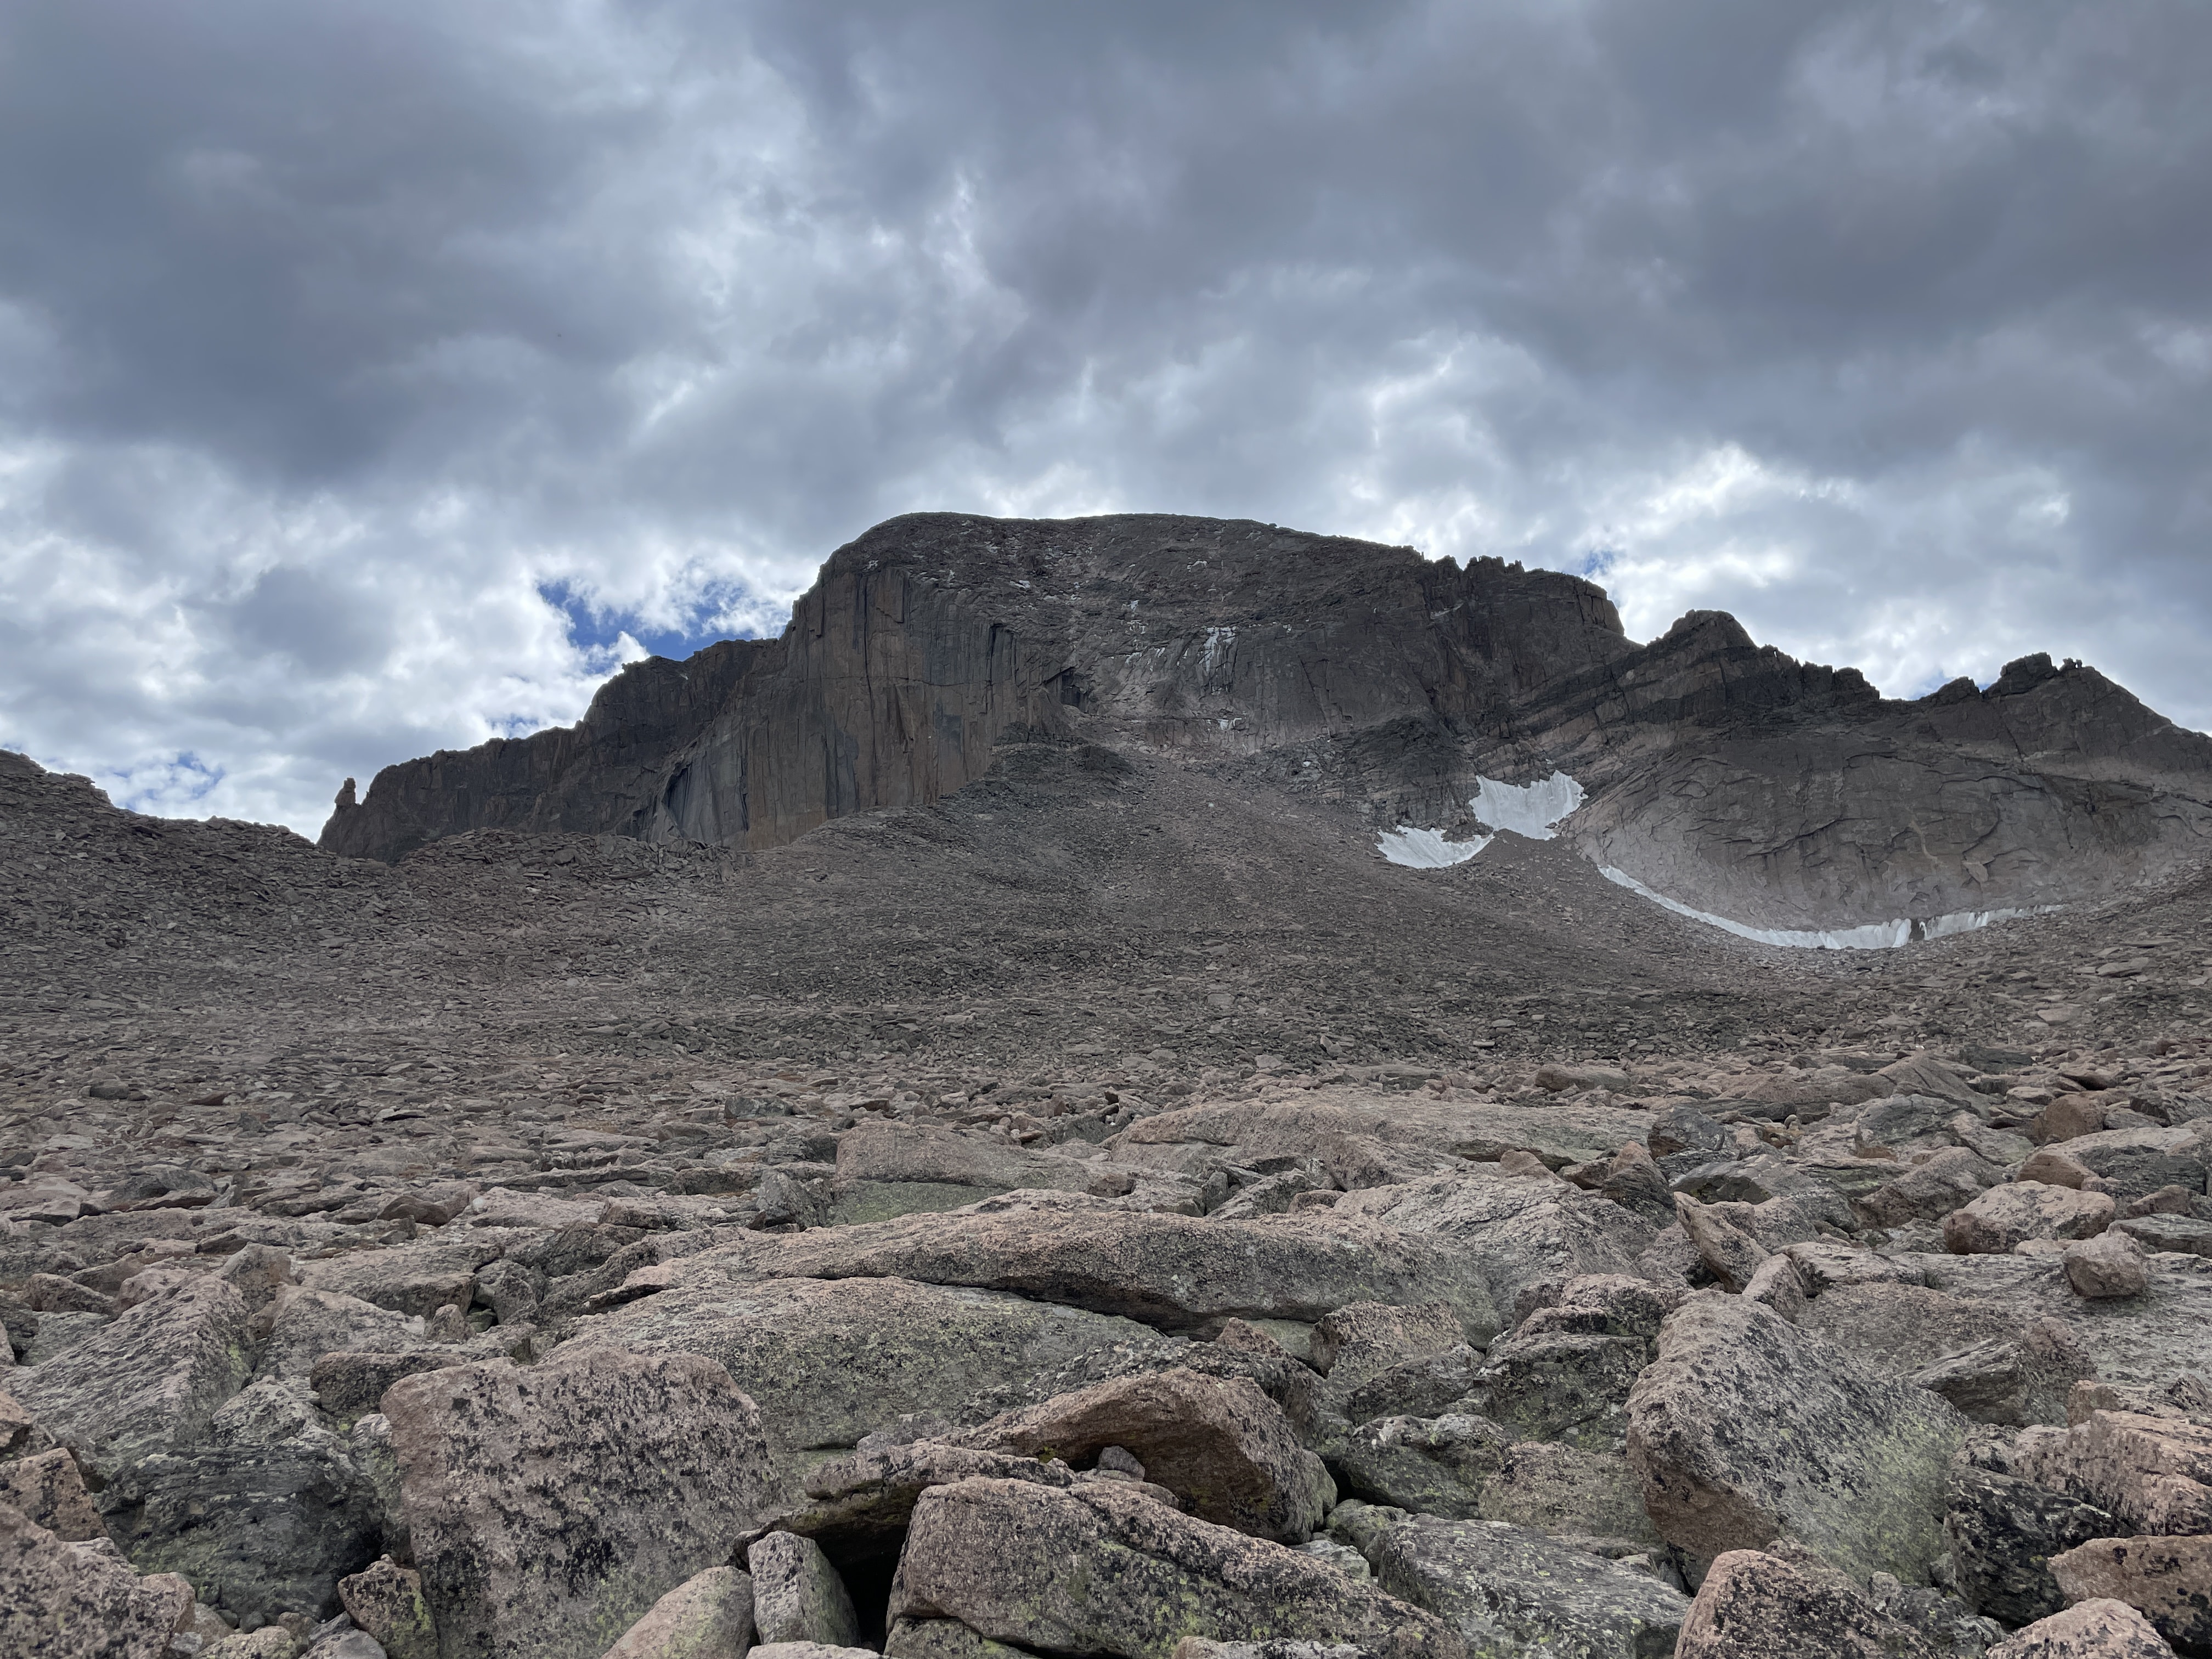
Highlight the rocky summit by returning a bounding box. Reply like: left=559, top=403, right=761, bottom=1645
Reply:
left=3, top=512, right=2211, bottom=1659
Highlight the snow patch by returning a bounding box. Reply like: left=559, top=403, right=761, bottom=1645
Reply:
left=1377, top=826, right=1493, bottom=868
left=1599, top=865, right=2050, bottom=950
left=1470, top=771, right=1584, bottom=839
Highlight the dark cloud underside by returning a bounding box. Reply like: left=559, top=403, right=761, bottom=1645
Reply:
left=2, top=1, right=2207, bottom=828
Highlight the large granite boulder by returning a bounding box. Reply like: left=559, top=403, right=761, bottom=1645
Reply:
left=957, top=1368, right=1333, bottom=1543
left=381, top=1345, right=774, bottom=1659
left=887, top=1477, right=1464, bottom=1658
left=1626, top=1295, right=1968, bottom=1582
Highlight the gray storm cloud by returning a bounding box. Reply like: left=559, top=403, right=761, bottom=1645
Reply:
left=2, top=0, right=2207, bottom=830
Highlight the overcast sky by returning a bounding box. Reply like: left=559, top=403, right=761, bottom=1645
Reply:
left=3, top=2, right=2208, bottom=835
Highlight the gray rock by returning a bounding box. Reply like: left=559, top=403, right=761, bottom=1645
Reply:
left=886, top=1476, right=1463, bottom=1658
left=1945, top=1443, right=2118, bottom=1626
left=1329, top=1502, right=1688, bottom=1658
left=883, top=1617, right=1044, bottom=1659
left=381, top=1345, right=774, bottom=1659
left=1310, top=1302, right=1464, bottom=1391
left=1333, top=1415, right=1513, bottom=1519
left=1626, top=1294, right=1968, bottom=1582
left=580, top=1274, right=1166, bottom=1496
left=596, top=1566, right=756, bottom=1659
left=8, top=1277, right=252, bottom=1482
left=0, top=1447, right=104, bottom=1542
left=747, top=1533, right=858, bottom=1647
left=1944, top=1184, right=2115, bottom=1255
left=1859, top=1148, right=2006, bottom=1229
left=339, top=1555, right=436, bottom=1659
left=1332, top=1171, right=1655, bottom=1317
left=1908, top=1325, right=2097, bottom=1429
left=1466, top=1328, right=1647, bottom=1449
left=1334, top=1346, right=1483, bottom=1427
left=297, top=1235, right=520, bottom=1321
left=830, top=1121, right=1101, bottom=1222
left=1674, top=1194, right=1769, bottom=1292
left=101, top=1378, right=380, bottom=1626
left=755, top=1441, right=1077, bottom=1560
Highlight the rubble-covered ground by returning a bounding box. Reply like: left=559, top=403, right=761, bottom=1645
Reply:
left=5, top=742, right=2212, bottom=1659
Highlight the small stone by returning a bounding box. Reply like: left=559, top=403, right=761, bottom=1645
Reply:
left=338, top=1556, right=436, bottom=1659
left=747, top=1533, right=859, bottom=1649
left=603, top=1566, right=756, bottom=1659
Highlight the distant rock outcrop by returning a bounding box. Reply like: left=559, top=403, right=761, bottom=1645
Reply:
left=322, top=512, right=2212, bottom=937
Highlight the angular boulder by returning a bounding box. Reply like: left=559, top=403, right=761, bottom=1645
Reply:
left=1626, top=1295, right=1968, bottom=1582
left=0, top=1502, right=194, bottom=1659
left=382, top=1345, right=773, bottom=1659
left=1986, top=1598, right=2181, bottom=1659
left=7, top=1277, right=252, bottom=1482
left=959, top=1368, right=1333, bottom=1542
left=1329, top=1503, right=1688, bottom=1658
left=887, top=1477, right=1464, bottom=1658
left=340, top=1554, right=438, bottom=1659
left=101, top=1378, right=379, bottom=1626
left=759, top=1441, right=1077, bottom=1561
left=1674, top=1548, right=1936, bottom=1659
left=1332, top=1171, right=1655, bottom=1315
left=748, top=1533, right=860, bottom=1648
left=2048, top=1534, right=2212, bottom=1653
left=0, top=1447, right=105, bottom=1542
left=1945, top=1184, right=2116, bottom=1255
left=2012, top=1410, right=2212, bottom=1536
left=579, top=1275, right=1165, bottom=1496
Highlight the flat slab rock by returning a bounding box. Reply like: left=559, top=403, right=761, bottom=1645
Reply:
left=640, top=1209, right=1502, bottom=1341
left=1904, top=1252, right=2212, bottom=1388
left=577, top=1274, right=1164, bottom=1479
left=1113, top=1094, right=1657, bottom=1172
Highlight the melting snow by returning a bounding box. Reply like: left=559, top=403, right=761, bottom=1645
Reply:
left=1470, top=772, right=1585, bottom=839
left=1599, top=866, right=2050, bottom=950
left=1376, top=826, right=1493, bottom=868
left=1375, top=769, right=1584, bottom=868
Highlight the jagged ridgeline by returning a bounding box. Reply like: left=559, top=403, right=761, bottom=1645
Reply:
left=325, top=512, right=2212, bottom=941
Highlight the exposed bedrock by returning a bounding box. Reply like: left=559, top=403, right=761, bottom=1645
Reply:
left=320, top=512, right=2212, bottom=936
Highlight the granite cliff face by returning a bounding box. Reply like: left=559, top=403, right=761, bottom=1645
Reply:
left=323, top=512, right=2212, bottom=940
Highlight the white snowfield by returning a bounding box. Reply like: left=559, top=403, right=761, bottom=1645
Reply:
left=1598, top=865, right=2049, bottom=951
left=1374, top=825, right=1493, bottom=868
left=1375, top=770, right=1581, bottom=868
left=1470, top=771, right=1585, bottom=839
left=1372, top=768, right=2045, bottom=950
